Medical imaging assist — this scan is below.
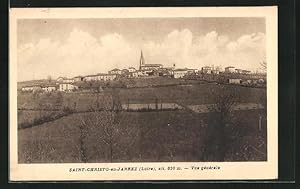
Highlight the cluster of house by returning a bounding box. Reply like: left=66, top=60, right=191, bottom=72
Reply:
left=21, top=50, right=265, bottom=92
left=227, top=78, right=265, bottom=85
left=172, top=66, right=252, bottom=79
left=21, top=84, right=58, bottom=93
left=21, top=82, right=78, bottom=93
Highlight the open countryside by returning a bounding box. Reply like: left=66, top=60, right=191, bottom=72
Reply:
left=18, top=57, right=267, bottom=163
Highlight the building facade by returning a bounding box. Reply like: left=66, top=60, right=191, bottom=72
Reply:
left=128, top=67, right=136, bottom=73
left=21, top=85, right=42, bottom=92
left=83, top=73, right=117, bottom=81
left=42, top=85, right=57, bottom=92
left=173, top=69, right=188, bottom=78
left=228, top=78, right=241, bottom=84
left=59, top=83, right=78, bottom=91
left=83, top=74, right=98, bottom=81
left=225, top=66, right=235, bottom=73
left=109, top=69, right=122, bottom=75
left=57, top=77, right=74, bottom=83
left=73, top=76, right=84, bottom=82
left=201, top=66, right=212, bottom=74
left=99, top=74, right=117, bottom=81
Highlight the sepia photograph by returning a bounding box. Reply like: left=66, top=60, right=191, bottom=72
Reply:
left=9, top=7, right=278, bottom=181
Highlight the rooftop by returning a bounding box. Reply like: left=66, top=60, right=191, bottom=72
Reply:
left=141, top=64, right=163, bottom=67
left=42, top=84, right=57, bottom=87
left=111, top=68, right=121, bottom=71
left=174, top=68, right=189, bottom=71
left=23, top=85, right=42, bottom=88
left=57, top=77, right=68, bottom=80
left=225, top=66, right=235, bottom=69
left=85, top=73, right=117, bottom=77
left=84, top=74, right=98, bottom=77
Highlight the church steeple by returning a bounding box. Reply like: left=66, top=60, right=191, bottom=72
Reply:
left=139, top=50, right=145, bottom=70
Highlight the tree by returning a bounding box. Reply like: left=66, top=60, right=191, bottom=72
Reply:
left=77, top=116, right=89, bottom=162
left=260, top=60, right=267, bottom=72
left=202, top=85, right=240, bottom=161
left=166, top=123, right=177, bottom=161
left=47, top=75, right=52, bottom=82
left=77, top=89, right=122, bottom=162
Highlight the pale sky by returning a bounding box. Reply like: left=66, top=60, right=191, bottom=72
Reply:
left=17, top=18, right=266, bottom=81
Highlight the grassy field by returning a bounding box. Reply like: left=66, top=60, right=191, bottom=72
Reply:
left=18, top=111, right=204, bottom=163
left=18, top=110, right=69, bottom=129
left=18, top=92, right=112, bottom=111
left=18, top=109, right=266, bottom=163
left=121, top=77, right=201, bottom=88
left=18, top=82, right=266, bottom=111
left=17, top=78, right=267, bottom=163
left=118, top=83, right=265, bottom=105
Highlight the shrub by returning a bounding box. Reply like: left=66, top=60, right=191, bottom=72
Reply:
left=18, top=111, right=66, bottom=129
left=62, top=106, right=74, bottom=114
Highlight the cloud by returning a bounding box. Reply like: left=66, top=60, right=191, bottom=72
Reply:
left=18, top=28, right=266, bottom=81
left=18, top=28, right=138, bottom=81
left=227, top=32, right=265, bottom=53
left=142, top=29, right=193, bottom=66
left=142, top=29, right=265, bottom=70
left=224, top=32, right=266, bottom=70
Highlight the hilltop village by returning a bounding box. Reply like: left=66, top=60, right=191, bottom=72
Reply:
left=21, top=50, right=266, bottom=93
left=18, top=50, right=267, bottom=163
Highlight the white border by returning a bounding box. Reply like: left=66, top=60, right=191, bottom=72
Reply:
left=9, top=7, right=278, bottom=181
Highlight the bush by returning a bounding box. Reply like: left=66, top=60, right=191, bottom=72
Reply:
left=62, top=106, right=74, bottom=114
left=18, top=111, right=67, bottom=129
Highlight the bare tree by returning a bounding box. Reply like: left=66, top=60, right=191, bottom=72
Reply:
left=202, top=85, right=240, bottom=161
left=77, top=89, right=122, bottom=162
left=102, top=96, right=119, bottom=162
left=77, top=117, right=89, bottom=162
left=260, top=60, right=267, bottom=72
left=166, top=123, right=176, bottom=161
left=107, top=89, right=124, bottom=161
left=208, top=86, right=239, bottom=116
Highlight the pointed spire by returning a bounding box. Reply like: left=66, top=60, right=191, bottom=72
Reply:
left=139, top=50, right=145, bottom=70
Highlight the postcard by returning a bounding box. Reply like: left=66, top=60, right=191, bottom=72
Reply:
left=9, top=7, right=278, bottom=181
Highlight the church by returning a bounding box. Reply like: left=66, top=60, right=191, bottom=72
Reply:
left=139, top=50, right=163, bottom=71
